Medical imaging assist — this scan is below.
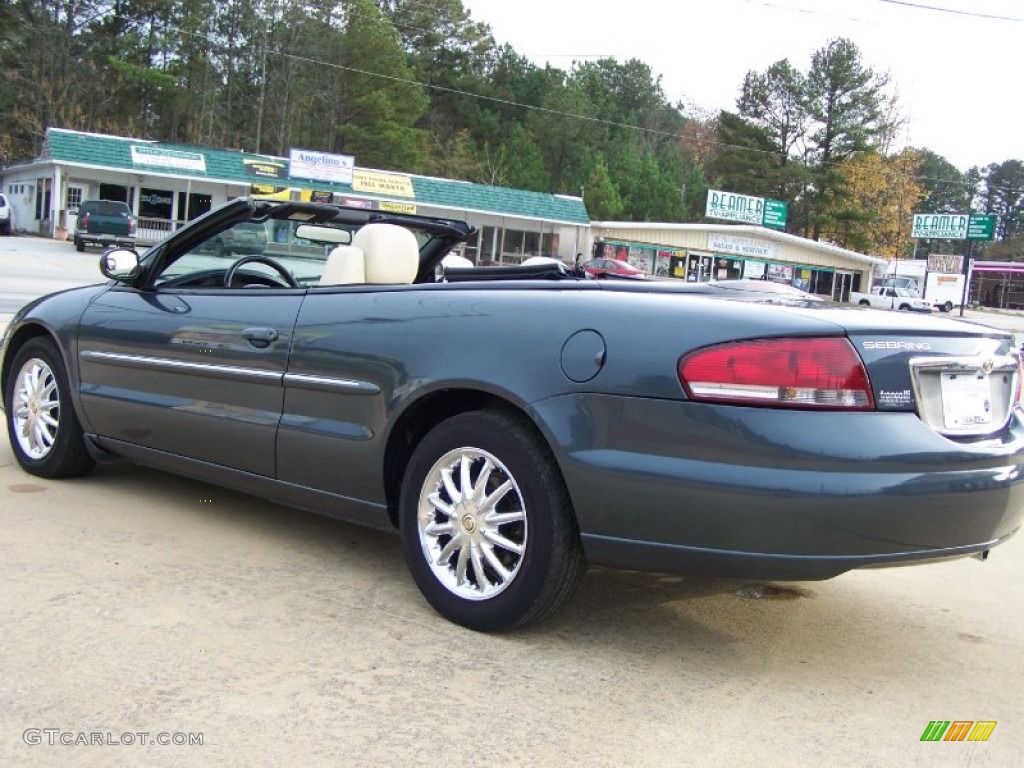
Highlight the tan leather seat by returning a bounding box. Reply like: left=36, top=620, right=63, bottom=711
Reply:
left=318, top=245, right=365, bottom=285
left=354, top=223, right=420, bottom=284
left=318, top=223, right=419, bottom=286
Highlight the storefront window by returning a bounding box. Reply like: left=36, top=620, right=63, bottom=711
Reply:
left=523, top=230, right=541, bottom=257
left=99, top=183, right=129, bottom=203
left=140, top=188, right=173, bottom=220
left=178, top=192, right=212, bottom=221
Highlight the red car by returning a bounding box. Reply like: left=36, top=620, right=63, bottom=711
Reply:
left=582, top=258, right=647, bottom=278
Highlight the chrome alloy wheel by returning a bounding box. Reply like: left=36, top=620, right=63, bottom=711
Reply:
left=417, top=447, right=528, bottom=601
left=12, top=357, right=61, bottom=460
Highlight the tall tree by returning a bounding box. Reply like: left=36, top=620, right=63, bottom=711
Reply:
left=819, top=148, right=924, bottom=258
left=803, top=38, right=890, bottom=239
left=977, top=160, right=1024, bottom=243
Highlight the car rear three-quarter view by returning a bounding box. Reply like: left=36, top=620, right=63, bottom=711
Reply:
left=540, top=301, right=1024, bottom=588
left=2, top=199, right=1022, bottom=632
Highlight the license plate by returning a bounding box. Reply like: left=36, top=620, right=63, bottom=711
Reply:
left=941, top=372, right=993, bottom=429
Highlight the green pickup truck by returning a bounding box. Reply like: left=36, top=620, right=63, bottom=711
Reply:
left=74, top=199, right=136, bottom=251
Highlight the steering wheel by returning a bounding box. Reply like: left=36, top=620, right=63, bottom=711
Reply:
left=223, top=256, right=298, bottom=288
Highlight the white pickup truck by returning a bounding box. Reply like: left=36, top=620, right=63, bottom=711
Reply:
left=849, top=286, right=933, bottom=312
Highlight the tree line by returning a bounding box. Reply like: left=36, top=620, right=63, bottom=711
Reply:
left=1, top=0, right=1020, bottom=258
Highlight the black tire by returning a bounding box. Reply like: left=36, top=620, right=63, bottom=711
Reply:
left=399, top=410, right=586, bottom=631
left=858, top=300, right=870, bottom=306
left=74, top=236, right=85, bottom=252
left=943, top=301, right=954, bottom=313
left=898, top=303, right=910, bottom=311
left=4, top=337, right=95, bottom=478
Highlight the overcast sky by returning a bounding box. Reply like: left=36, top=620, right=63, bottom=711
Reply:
left=460, top=0, right=1021, bottom=171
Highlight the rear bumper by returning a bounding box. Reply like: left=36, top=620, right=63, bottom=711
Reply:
left=531, top=394, right=1024, bottom=579
left=78, top=233, right=135, bottom=248
left=581, top=530, right=1015, bottom=581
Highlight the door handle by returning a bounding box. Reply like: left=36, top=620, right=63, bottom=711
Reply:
left=243, top=327, right=279, bottom=348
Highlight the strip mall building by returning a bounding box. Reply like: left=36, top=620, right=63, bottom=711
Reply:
left=1, top=127, right=886, bottom=297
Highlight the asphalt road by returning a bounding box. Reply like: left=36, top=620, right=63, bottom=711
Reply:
left=1, top=234, right=1023, bottom=766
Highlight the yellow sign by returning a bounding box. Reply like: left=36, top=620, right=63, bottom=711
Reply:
left=250, top=184, right=292, bottom=201
left=378, top=201, right=417, bottom=215
left=352, top=170, right=415, bottom=198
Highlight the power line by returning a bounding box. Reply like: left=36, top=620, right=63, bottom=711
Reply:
left=876, top=0, right=1024, bottom=22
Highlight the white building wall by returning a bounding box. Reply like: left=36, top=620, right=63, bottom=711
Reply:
left=588, top=223, right=881, bottom=280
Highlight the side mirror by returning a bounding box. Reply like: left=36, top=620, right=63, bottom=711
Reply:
left=100, top=248, right=140, bottom=282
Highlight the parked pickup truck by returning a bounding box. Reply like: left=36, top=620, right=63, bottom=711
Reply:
left=849, top=285, right=933, bottom=312
left=73, top=199, right=136, bottom=252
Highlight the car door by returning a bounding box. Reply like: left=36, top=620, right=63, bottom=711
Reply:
left=76, top=231, right=304, bottom=477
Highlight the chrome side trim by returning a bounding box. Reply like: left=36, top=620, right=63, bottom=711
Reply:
left=282, top=372, right=381, bottom=395
left=80, top=350, right=282, bottom=384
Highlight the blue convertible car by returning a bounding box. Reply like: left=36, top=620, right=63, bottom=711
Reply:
left=3, top=198, right=1023, bottom=630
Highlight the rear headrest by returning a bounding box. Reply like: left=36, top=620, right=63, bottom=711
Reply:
left=352, top=223, right=419, bottom=284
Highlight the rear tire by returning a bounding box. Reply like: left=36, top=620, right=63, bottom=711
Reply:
left=943, top=301, right=954, bottom=313
left=4, top=337, right=95, bottom=478
left=399, top=409, right=586, bottom=631
left=74, top=236, right=85, bottom=252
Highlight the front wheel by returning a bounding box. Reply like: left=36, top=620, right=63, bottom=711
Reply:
left=898, top=303, right=911, bottom=311
left=858, top=300, right=871, bottom=306
left=399, top=410, right=586, bottom=631
left=4, top=337, right=95, bottom=478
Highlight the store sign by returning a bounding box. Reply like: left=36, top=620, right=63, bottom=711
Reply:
left=706, top=189, right=787, bottom=229
left=706, top=189, right=764, bottom=225
left=762, top=199, right=788, bottom=230
left=378, top=201, right=417, bottom=214
left=140, top=192, right=173, bottom=206
left=927, top=254, right=963, bottom=273
left=967, top=214, right=997, bottom=241
left=353, top=170, right=415, bottom=198
left=131, top=145, right=206, bottom=173
left=289, top=148, right=355, bottom=185
left=243, top=157, right=287, bottom=179
left=911, top=213, right=969, bottom=239
left=340, top=197, right=373, bottom=209
left=708, top=232, right=779, bottom=259
left=250, top=184, right=291, bottom=200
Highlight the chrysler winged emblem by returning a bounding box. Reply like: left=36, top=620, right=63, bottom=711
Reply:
left=981, top=359, right=995, bottom=375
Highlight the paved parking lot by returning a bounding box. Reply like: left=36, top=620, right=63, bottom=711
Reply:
left=2, top=235, right=1023, bottom=766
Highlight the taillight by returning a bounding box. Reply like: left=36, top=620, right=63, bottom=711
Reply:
left=80, top=212, right=89, bottom=228
left=128, top=218, right=135, bottom=234
left=679, top=337, right=874, bottom=410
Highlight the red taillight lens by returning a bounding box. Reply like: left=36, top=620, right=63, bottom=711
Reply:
left=80, top=212, right=89, bottom=227
left=128, top=218, right=135, bottom=234
left=679, top=337, right=875, bottom=410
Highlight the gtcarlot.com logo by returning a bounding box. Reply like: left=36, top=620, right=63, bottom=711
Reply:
left=920, top=721, right=996, bottom=742
left=23, top=729, right=203, bottom=747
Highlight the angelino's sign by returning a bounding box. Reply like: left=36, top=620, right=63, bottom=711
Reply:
left=706, top=189, right=764, bottom=225
left=911, top=213, right=969, bottom=240
left=288, top=148, right=355, bottom=185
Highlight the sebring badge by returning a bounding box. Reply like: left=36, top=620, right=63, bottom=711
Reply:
left=861, top=340, right=932, bottom=351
